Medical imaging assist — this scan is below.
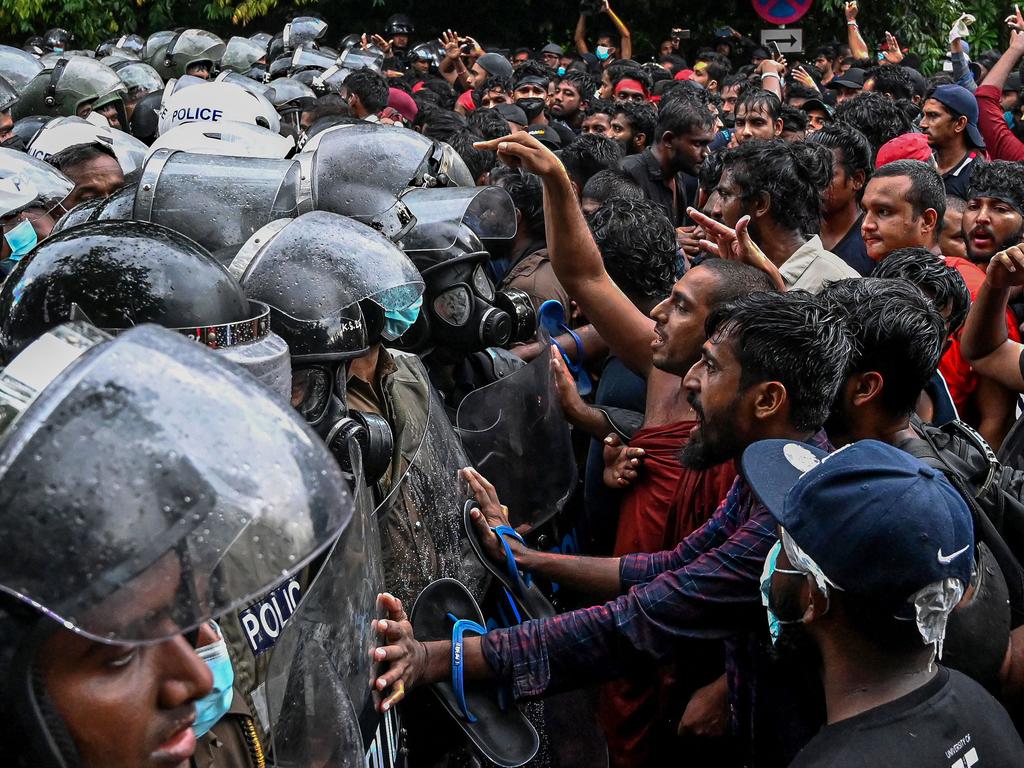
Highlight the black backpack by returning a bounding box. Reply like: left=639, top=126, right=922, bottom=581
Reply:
left=897, top=416, right=1024, bottom=628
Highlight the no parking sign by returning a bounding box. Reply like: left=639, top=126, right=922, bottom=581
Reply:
left=752, top=0, right=813, bottom=25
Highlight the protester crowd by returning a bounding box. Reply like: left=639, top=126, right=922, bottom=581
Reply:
left=6, top=2, right=1024, bottom=767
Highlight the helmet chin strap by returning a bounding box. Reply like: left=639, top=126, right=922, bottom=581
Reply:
left=8, top=617, right=79, bottom=768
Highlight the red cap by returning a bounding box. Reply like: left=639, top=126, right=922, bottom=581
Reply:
left=388, top=87, right=419, bottom=123
left=674, top=69, right=695, bottom=81
left=875, top=132, right=933, bottom=169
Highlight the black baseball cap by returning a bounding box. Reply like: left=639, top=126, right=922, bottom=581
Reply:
left=741, top=439, right=974, bottom=609
left=827, top=67, right=865, bottom=90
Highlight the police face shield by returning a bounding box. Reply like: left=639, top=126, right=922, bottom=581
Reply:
left=0, top=44, right=44, bottom=93
left=0, top=147, right=74, bottom=216
left=283, top=17, right=329, bottom=51
left=455, top=340, right=577, bottom=530
left=144, top=31, right=177, bottom=60
left=220, top=36, right=267, bottom=74
left=338, top=46, right=385, bottom=74
left=266, top=77, right=316, bottom=139
left=0, top=75, right=16, bottom=113
left=291, top=45, right=336, bottom=73
left=110, top=60, right=164, bottom=98
left=0, top=322, right=353, bottom=644
left=229, top=211, right=421, bottom=354
left=135, top=148, right=306, bottom=252
left=50, top=196, right=105, bottom=233
left=310, top=124, right=464, bottom=239
left=401, top=186, right=518, bottom=246
left=49, top=185, right=139, bottom=235
left=27, top=115, right=148, bottom=175
left=214, top=69, right=273, bottom=98
left=400, top=189, right=534, bottom=351
left=266, top=441, right=391, bottom=768
left=147, top=120, right=295, bottom=160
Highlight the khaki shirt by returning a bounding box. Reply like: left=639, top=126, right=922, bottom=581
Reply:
left=500, top=247, right=571, bottom=315
left=779, top=235, right=861, bottom=294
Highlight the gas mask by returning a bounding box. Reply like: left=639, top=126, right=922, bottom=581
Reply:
left=402, top=258, right=536, bottom=355
left=291, top=363, right=394, bottom=485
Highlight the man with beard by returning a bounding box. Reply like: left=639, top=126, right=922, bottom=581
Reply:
left=377, top=287, right=850, bottom=767
left=620, top=91, right=716, bottom=226
left=961, top=161, right=1024, bottom=267
left=703, top=140, right=859, bottom=292
left=609, top=100, right=657, bottom=156
left=385, top=134, right=849, bottom=761
left=550, top=70, right=596, bottom=132
left=861, top=159, right=1019, bottom=448
left=743, top=438, right=1024, bottom=768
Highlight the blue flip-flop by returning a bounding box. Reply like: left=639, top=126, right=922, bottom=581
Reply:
left=537, top=300, right=592, bottom=397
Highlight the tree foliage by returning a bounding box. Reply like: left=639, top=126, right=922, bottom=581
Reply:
left=0, top=0, right=1015, bottom=72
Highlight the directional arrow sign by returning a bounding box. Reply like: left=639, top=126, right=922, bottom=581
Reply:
left=760, top=28, right=804, bottom=54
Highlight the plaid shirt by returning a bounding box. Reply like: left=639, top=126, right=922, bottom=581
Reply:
left=480, top=432, right=830, bottom=762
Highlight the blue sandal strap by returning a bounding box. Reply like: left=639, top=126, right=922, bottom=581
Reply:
left=447, top=614, right=488, bottom=723
left=491, top=525, right=532, bottom=590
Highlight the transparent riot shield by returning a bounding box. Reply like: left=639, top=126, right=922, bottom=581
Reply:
left=455, top=340, right=576, bottom=531
left=400, top=186, right=516, bottom=252
left=266, top=442, right=397, bottom=768
left=374, top=357, right=488, bottom=608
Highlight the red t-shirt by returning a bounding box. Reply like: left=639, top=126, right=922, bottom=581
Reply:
left=600, top=421, right=737, bottom=766
left=941, top=257, right=1021, bottom=415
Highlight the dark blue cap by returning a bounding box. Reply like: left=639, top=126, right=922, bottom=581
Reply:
left=741, top=439, right=973, bottom=607
left=928, top=84, right=985, bottom=149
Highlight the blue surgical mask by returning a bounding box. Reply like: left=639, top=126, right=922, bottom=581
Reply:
left=382, top=295, right=423, bottom=341
left=4, top=219, right=37, bottom=261
left=595, top=46, right=611, bottom=61
left=193, top=622, right=235, bottom=738
left=557, top=66, right=566, bottom=76
left=759, top=540, right=807, bottom=645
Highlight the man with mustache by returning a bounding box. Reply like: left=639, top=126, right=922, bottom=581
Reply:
left=376, top=129, right=854, bottom=768
left=961, top=161, right=1024, bottom=267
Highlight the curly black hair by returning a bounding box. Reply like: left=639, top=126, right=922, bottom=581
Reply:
left=556, top=133, right=624, bottom=189
left=512, top=59, right=555, bottom=90
left=722, top=139, right=833, bottom=235
left=587, top=197, right=677, bottom=302
left=866, top=65, right=915, bottom=101
left=467, top=107, right=512, bottom=140
left=612, top=100, right=657, bottom=142
left=557, top=69, right=598, bottom=103
left=834, top=91, right=913, bottom=163
left=966, top=160, right=1024, bottom=213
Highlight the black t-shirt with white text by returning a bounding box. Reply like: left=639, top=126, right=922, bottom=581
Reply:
left=790, top=667, right=1024, bottom=767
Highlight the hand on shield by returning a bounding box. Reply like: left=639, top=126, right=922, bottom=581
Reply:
left=461, top=467, right=528, bottom=565
left=372, top=592, right=426, bottom=711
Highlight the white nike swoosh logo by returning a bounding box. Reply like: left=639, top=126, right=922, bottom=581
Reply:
left=937, top=544, right=970, bottom=565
